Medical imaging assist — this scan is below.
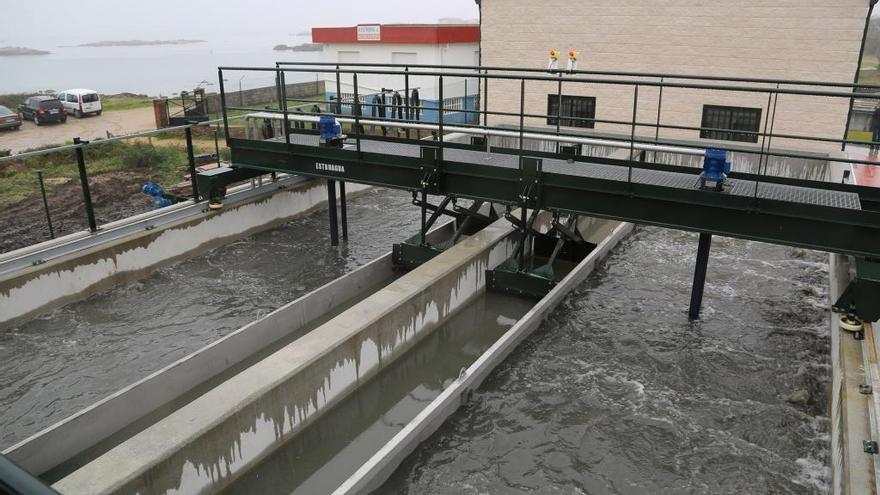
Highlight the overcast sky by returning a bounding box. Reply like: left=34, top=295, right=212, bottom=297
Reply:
left=2, top=0, right=479, bottom=43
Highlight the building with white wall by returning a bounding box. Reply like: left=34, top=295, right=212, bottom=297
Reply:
left=477, top=0, right=872, bottom=153
left=313, top=24, right=480, bottom=123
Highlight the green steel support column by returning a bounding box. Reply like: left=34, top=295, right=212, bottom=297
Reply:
left=327, top=179, right=339, bottom=247
left=688, top=233, right=713, bottom=320
left=340, top=181, right=348, bottom=241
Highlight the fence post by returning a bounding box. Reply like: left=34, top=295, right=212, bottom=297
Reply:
left=37, top=171, right=55, bottom=239
left=185, top=126, right=200, bottom=201
left=73, top=137, right=97, bottom=233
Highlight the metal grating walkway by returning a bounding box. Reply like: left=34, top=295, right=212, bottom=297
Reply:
left=272, top=135, right=861, bottom=210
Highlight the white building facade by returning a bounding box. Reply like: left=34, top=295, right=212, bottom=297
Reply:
left=313, top=24, right=480, bottom=123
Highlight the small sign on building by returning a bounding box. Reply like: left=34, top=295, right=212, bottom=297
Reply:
left=357, top=25, right=381, bottom=41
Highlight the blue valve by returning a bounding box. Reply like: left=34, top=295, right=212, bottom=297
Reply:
left=141, top=181, right=175, bottom=209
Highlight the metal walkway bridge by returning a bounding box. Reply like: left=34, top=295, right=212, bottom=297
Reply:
left=199, top=63, right=880, bottom=322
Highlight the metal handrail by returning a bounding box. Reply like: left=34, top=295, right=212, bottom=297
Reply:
left=274, top=61, right=880, bottom=91
left=0, top=115, right=245, bottom=164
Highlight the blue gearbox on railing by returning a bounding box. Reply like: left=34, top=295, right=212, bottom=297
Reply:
left=319, top=115, right=344, bottom=147
left=699, top=148, right=732, bottom=191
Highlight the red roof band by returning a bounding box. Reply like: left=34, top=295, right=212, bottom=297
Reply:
left=312, top=24, right=480, bottom=45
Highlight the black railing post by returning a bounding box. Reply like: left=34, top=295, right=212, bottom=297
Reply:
left=335, top=64, right=342, bottom=115
left=218, top=69, right=230, bottom=142
left=404, top=66, right=411, bottom=139
left=213, top=125, right=220, bottom=163
left=353, top=71, right=362, bottom=154
left=555, top=72, right=562, bottom=153
left=279, top=69, right=290, bottom=146
left=327, top=179, right=339, bottom=246
left=688, top=233, right=713, bottom=320
left=754, top=88, right=776, bottom=199
left=519, top=78, right=526, bottom=159
left=482, top=69, right=489, bottom=129
left=184, top=126, right=200, bottom=201
left=73, top=137, right=97, bottom=233
left=655, top=76, right=664, bottom=142
left=438, top=75, right=444, bottom=160
left=37, top=171, right=55, bottom=239
left=628, top=85, right=639, bottom=182
left=340, top=181, right=348, bottom=241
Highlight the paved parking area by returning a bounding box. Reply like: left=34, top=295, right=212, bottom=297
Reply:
left=0, top=106, right=155, bottom=153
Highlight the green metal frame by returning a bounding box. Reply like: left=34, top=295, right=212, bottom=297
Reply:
left=211, top=138, right=880, bottom=260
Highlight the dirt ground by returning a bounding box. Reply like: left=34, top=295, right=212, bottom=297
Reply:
left=0, top=166, right=194, bottom=253
left=0, top=107, right=156, bottom=153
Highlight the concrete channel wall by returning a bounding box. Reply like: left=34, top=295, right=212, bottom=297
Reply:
left=829, top=253, right=880, bottom=495
left=0, top=177, right=368, bottom=328
left=53, top=212, right=535, bottom=494
left=336, top=219, right=632, bottom=494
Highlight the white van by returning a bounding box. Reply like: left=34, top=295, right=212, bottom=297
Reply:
left=57, top=89, right=102, bottom=118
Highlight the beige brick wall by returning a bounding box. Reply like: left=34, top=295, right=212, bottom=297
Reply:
left=480, top=0, right=870, bottom=152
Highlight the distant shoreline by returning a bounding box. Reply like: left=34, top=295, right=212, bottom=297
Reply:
left=274, top=43, right=322, bottom=52
left=0, top=46, right=50, bottom=56
left=73, top=39, right=206, bottom=48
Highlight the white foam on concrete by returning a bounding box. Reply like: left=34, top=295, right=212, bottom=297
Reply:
left=0, top=181, right=369, bottom=325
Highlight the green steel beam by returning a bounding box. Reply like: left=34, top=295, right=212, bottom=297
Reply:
left=205, top=139, right=880, bottom=259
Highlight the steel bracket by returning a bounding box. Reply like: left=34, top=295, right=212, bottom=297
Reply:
left=832, top=257, right=880, bottom=323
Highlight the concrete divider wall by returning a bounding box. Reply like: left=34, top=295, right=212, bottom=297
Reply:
left=0, top=179, right=369, bottom=328
left=55, top=212, right=537, bottom=495
left=336, top=219, right=633, bottom=494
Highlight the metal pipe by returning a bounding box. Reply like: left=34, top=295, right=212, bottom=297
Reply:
left=688, top=232, right=713, bottom=320
left=266, top=112, right=706, bottom=156
left=184, top=127, right=200, bottom=202
left=235, top=102, right=875, bottom=147
left=37, top=171, right=54, bottom=240
left=73, top=137, right=97, bottom=233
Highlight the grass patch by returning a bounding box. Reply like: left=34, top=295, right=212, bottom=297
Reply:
left=102, top=96, right=153, bottom=112
left=0, top=140, right=188, bottom=207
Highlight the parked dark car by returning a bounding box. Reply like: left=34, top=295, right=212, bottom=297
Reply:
left=18, top=96, right=66, bottom=125
left=0, top=105, right=21, bottom=130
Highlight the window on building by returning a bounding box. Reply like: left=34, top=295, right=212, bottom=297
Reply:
left=337, top=51, right=360, bottom=64
left=700, top=105, right=762, bottom=143
left=547, top=95, right=596, bottom=128
left=391, top=52, right=417, bottom=65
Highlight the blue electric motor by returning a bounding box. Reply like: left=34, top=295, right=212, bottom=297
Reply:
left=319, top=114, right=343, bottom=146
left=699, top=148, right=732, bottom=191
left=141, top=181, right=174, bottom=209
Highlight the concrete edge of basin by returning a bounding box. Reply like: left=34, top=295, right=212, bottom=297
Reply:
left=333, top=219, right=633, bottom=495
left=0, top=178, right=371, bottom=328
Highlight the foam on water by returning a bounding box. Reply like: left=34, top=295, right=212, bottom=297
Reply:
left=385, top=226, right=831, bottom=494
